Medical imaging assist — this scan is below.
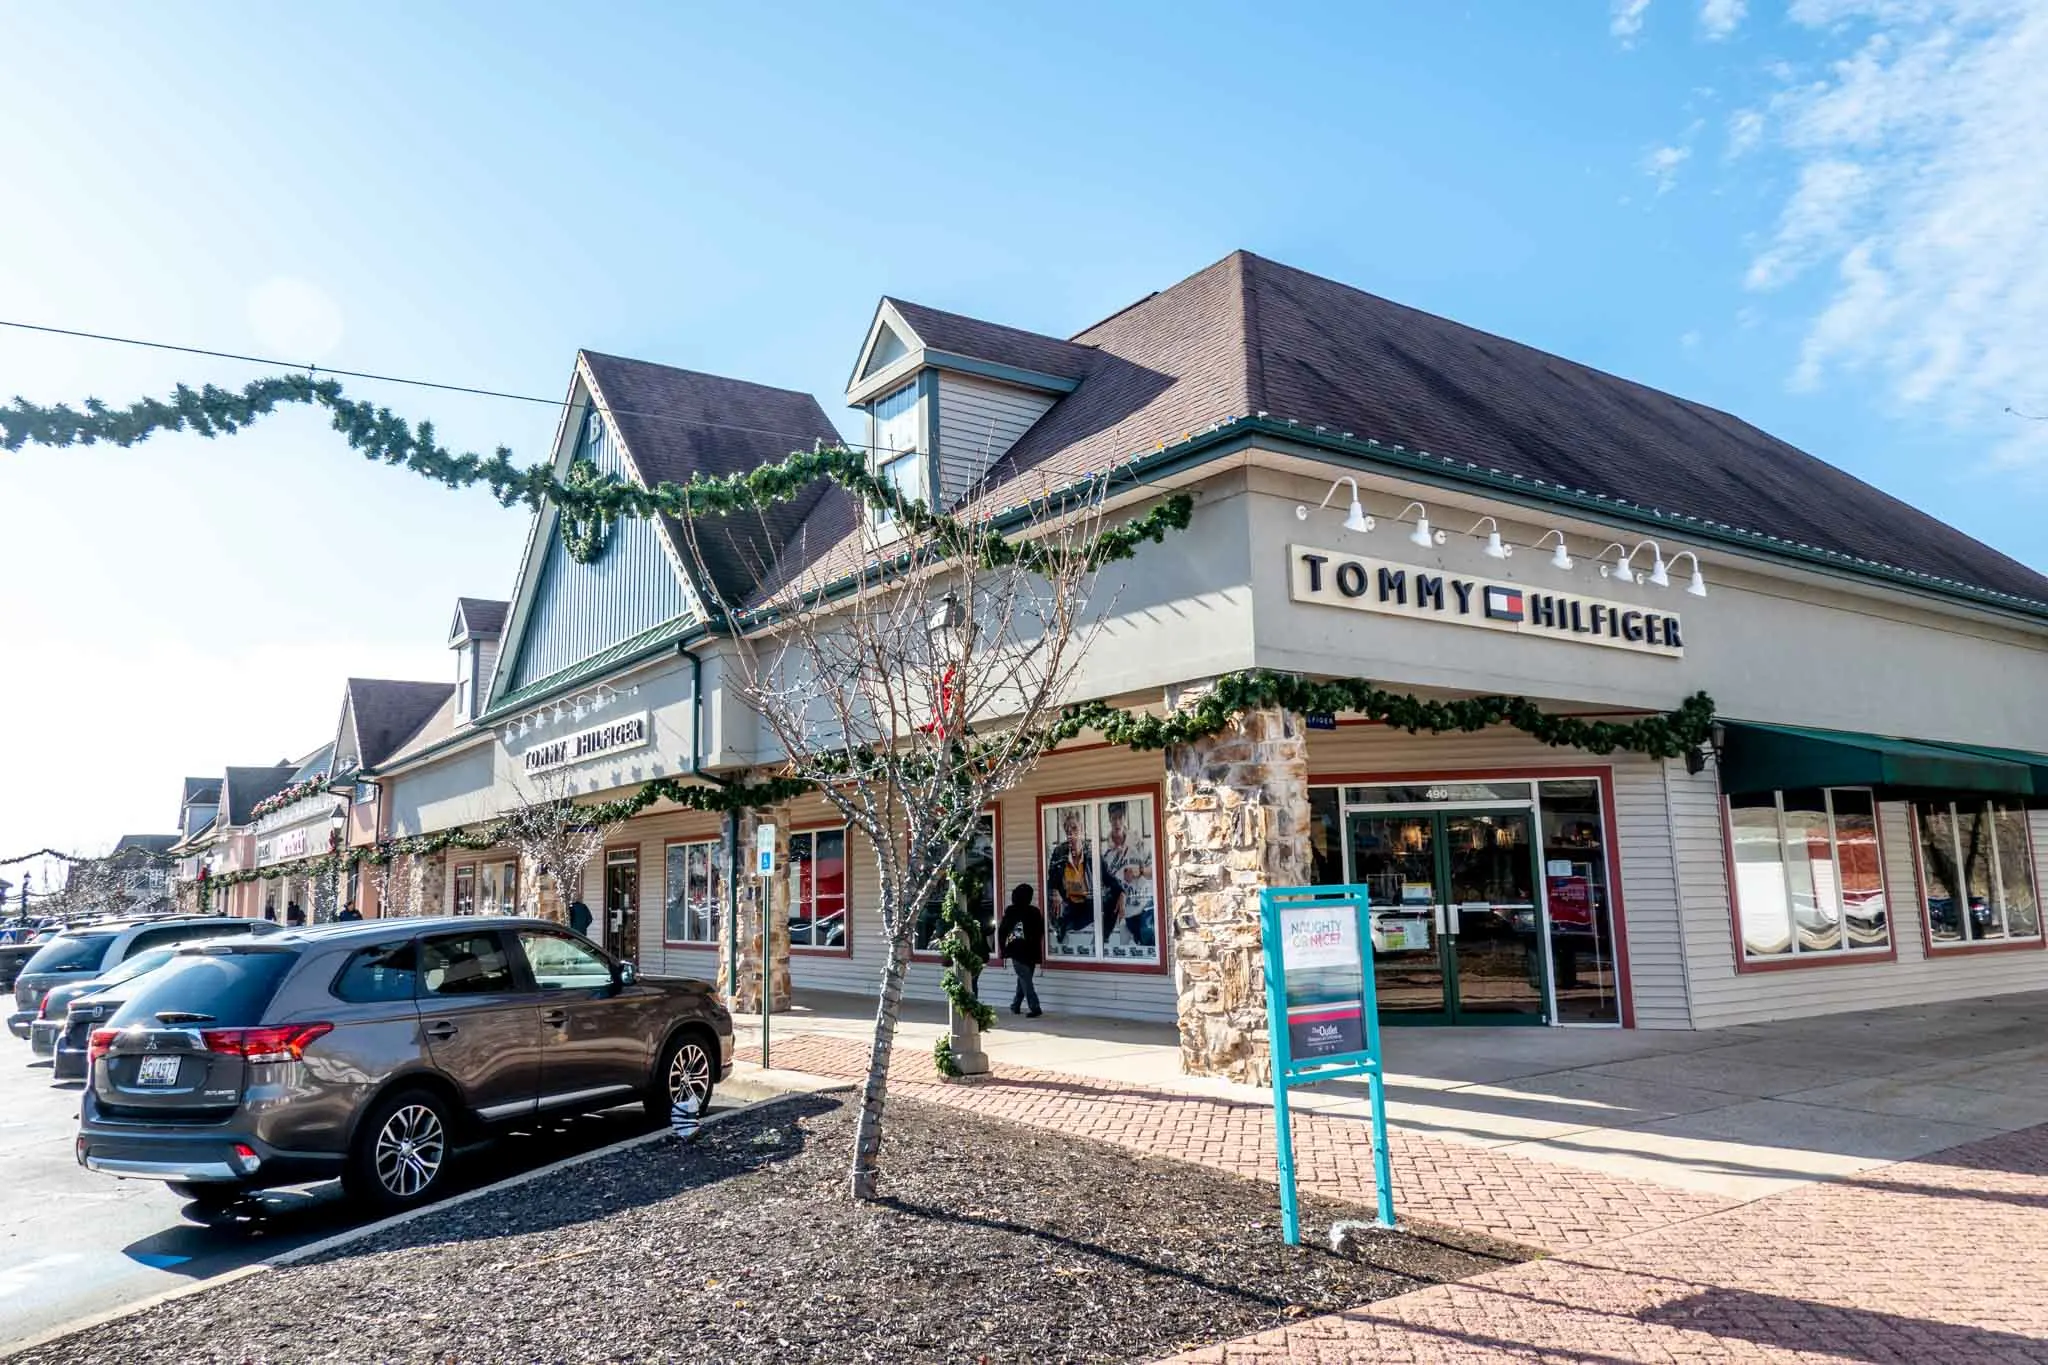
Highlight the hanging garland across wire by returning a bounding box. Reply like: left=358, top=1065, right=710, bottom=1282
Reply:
left=0, top=374, right=1194, bottom=571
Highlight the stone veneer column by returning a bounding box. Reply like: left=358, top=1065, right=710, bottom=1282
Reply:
left=721, top=806, right=792, bottom=1013
left=414, top=851, right=448, bottom=917
left=1163, top=685, right=1311, bottom=1085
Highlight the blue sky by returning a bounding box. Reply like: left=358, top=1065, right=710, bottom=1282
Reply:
left=2, top=1, right=2042, bottom=868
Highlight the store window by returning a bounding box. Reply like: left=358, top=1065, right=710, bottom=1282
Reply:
left=1730, top=788, right=1888, bottom=961
left=453, top=864, right=476, bottom=916
left=475, top=859, right=520, bottom=917
left=789, top=828, right=848, bottom=950
left=1915, top=798, right=2041, bottom=948
left=1308, top=789, right=1343, bottom=887
left=664, top=839, right=722, bottom=946
left=1537, top=779, right=1620, bottom=1024
left=913, top=812, right=998, bottom=958
left=1041, top=793, right=1160, bottom=965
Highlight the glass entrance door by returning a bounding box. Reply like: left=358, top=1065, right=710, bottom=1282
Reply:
left=1347, top=808, right=1548, bottom=1024
left=603, top=849, right=639, bottom=965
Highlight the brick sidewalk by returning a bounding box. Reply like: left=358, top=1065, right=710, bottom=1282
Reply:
left=742, top=1033, right=2048, bottom=1362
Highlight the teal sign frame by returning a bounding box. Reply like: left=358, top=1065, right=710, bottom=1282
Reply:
left=1259, top=883, right=1395, bottom=1243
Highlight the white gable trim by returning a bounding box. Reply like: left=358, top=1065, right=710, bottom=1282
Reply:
left=483, top=355, right=702, bottom=713
left=845, top=299, right=927, bottom=398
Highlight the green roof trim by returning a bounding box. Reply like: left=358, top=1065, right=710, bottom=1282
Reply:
left=480, top=615, right=701, bottom=720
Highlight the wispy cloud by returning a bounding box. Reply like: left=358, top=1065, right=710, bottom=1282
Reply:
left=1642, top=143, right=1693, bottom=193
left=1612, top=0, right=1654, bottom=43
left=1746, top=1, right=2048, bottom=468
left=1700, top=0, right=1749, bottom=39
left=1726, top=107, right=1766, bottom=158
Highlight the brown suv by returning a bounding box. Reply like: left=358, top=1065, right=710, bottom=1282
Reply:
left=76, top=916, right=731, bottom=1211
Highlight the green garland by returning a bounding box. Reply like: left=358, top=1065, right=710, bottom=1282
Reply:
left=933, top=872, right=995, bottom=1033
left=1052, top=670, right=1716, bottom=760
left=0, top=373, right=1194, bottom=573
left=248, top=773, right=335, bottom=822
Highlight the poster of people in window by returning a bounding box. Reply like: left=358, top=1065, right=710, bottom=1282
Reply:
left=1043, top=795, right=1158, bottom=963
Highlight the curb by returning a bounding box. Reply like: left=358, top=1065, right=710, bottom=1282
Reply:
left=0, top=1087, right=829, bottom=1361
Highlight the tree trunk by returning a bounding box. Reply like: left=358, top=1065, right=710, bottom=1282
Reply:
left=850, top=908, right=913, bottom=1201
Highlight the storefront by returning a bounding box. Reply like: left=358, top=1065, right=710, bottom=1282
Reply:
left=359, top=252, right=2048, bottom=1079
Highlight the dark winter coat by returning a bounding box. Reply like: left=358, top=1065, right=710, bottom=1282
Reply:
left=997, top=901, right=1046, bottom=966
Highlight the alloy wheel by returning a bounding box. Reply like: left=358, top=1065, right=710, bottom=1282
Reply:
left=373, top=1102, right=446, bottom=1198
left=667, top=1041, right=713, bottom=1104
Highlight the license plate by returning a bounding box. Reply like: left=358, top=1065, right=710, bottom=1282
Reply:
left=136, top=1055, right=181, bottom=1087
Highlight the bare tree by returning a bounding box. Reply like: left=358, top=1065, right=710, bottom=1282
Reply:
left=679, top=478, right=1134, bottom=1200
left=47, top=855, right=165, bottom=919
left=498, top=774, right=620, bottom=921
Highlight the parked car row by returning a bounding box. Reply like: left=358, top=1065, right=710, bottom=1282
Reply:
left=11, top=913, right=731, bottom=1216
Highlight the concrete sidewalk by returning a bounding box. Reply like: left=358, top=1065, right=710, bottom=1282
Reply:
left=739, top=988, right=2048, bottom=1201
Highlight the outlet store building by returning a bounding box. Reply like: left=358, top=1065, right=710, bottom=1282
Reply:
left=366, top=251, right=2048, bottom=1072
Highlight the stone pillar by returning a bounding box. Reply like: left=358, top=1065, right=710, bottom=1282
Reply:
left=1163, top=687, right=1311, bottom=1085
left=721, top=807, right=792, bottom=1013
left=413, top=851, right=448, bottom=917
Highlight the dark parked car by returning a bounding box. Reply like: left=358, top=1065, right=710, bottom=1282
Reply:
left=36, top=947, right=185, bottom=1071
left=76, top=916, right=730, bottom=1212
left=0, top=929, right=58, bottom=993
left=12, top=917, right=278, bottom=1039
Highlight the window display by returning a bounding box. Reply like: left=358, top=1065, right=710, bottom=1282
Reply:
left=664, top=839, right=722, bottom=946
left=1042, top=794, right=1160, bottom=965
left=789, top=828, right=848, bottom=949
left=1732, top=788, right=1888, bottom=961
left=1916, top=797, right=2041, bottom=947
left=913, top=812, right=997, bottom=957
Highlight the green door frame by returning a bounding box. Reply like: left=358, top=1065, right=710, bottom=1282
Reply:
left=1350, top=806, right=1550, bottom=1026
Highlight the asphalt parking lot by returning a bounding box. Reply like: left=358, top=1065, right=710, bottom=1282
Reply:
left=0, top=1047, right=724, bottom=1351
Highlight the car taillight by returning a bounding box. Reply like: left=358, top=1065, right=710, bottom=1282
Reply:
left=199, top=1023, right=333, bottom=1064
left=88, top=1028, right=117, bottom=1062
left=36, top=996, right=48, bottom=1020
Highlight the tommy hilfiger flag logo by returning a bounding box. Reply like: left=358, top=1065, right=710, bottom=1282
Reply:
left=1484, top=586, right=1525, bottom=622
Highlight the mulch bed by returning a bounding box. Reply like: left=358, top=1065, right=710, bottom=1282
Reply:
left=21, top=1091, right=1526, bottom=1364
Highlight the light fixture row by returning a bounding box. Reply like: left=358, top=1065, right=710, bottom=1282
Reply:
left=508, top=682, right=641, bottom=741
left=1295, top=478, right=1708, bottom=597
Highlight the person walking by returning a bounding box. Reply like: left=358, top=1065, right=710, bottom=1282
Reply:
left=997, top=883, right=1045, bottom=1018
left=285, top=901, right=306, bottom=927
left=568, top=898, right=594, bottom=936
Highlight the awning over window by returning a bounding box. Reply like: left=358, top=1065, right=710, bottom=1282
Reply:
left=1716, top=721, right=2039, bottom=797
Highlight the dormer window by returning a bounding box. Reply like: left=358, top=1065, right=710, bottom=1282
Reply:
left=868, top=380, right=927, bottom=531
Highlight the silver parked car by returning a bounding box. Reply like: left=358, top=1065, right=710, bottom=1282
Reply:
left=76, top=916, right=731, bottom=1212
left=12, top=916, right=279, bottom=1039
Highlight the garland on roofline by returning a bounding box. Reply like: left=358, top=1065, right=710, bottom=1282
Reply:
left=1050, top=670, right=1717, bottom=760
left=0, top=374, right=1193, bottom=571
left=248, top=773, right=342, bottom=822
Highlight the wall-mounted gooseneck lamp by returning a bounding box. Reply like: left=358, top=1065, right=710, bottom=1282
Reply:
left=1294, top=476, right=1374, bottom=534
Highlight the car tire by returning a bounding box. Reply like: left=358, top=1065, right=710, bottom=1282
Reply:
left=344, top=1086, right=454, bottom=1211
left=645, top=1029, right=716, bottom=1122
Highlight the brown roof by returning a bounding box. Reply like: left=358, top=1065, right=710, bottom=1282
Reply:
left=883, top=298, right=1095, bottom=383
left=580, top=351, right=845, bottom=609
left=346, top=679, right=458, bottom=770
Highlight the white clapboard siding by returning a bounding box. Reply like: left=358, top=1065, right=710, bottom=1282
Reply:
left=1680, top=798, right=2048, bottom=1028
left=936, top=374, right=1056, bottom=507
left=1306, top=724, right=1690, bottom=1029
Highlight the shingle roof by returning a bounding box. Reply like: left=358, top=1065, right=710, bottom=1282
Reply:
left=454, top=598, right=508, bottom=639
left=346, top=679, right=458, bottom=770
left=112, top=834, right=179, bottom=856
left=580, top=351, right=846, bottom=609
left=222, top=765, right=297, bottom=826
left=884, top=298, right=1096, bottom=384
left=990, top=250, right=2048, bottom=604
left=181, top=777, right=220, bottom=806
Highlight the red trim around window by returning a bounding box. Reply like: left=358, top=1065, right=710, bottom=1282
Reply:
left=786, top=820, right=853, bottom=958
left=1721, top=792, right=1899, bottom=974
left=1907, top=801, right=2048, bottom=959
left=1033, top=783, right=1170, bottom=976
left=661, top=836, right=723, bottom=952
left=451, top=862, right=476, bottom=917
left=911, top=804, right=1003, bottom=963
left=1308, top=763, right=1635, bottom=1027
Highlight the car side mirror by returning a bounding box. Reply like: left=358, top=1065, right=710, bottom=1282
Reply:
left=614, top=961, right=637, bottom=988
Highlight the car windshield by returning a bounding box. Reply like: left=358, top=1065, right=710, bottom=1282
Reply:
left=23, top=932, right=117, bottom=975
left=107, top=950, right=299, bottom=1027
left=92, top=948, right=179, bottom=988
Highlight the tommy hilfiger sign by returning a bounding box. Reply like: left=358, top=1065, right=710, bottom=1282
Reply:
left=1289, top=546, right=1684, bottom=657
left=521, top=711, right=652, bottom=775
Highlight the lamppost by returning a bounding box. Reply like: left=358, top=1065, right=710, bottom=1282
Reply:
left=929, top=590, right=991, bottom=1077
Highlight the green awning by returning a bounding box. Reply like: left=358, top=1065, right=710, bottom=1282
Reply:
left=1717, top=721, right=2037, bottom=797
left=1918, top=739, right=2048, bottom=795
